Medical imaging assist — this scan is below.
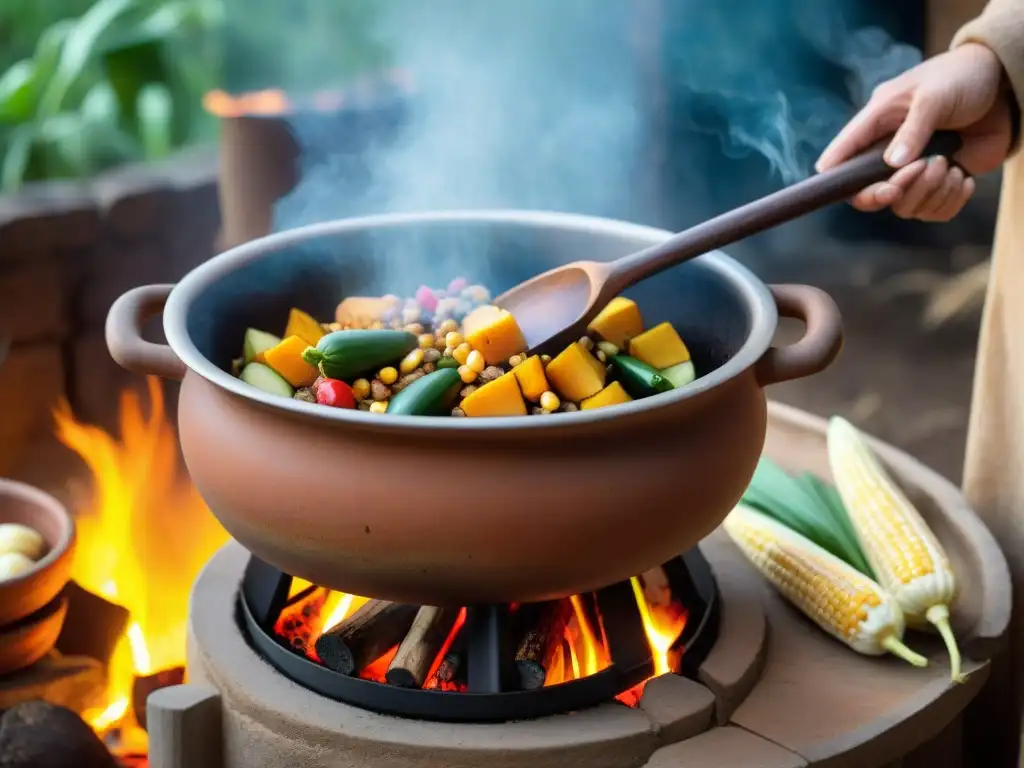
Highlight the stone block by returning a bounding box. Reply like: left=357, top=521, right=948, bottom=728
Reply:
left=71, top=330, right=148, bottom=434
left=0, top=343, right=64, bottom=477
left=638, top=673, right=715, bottom=745
left=76, top=244, right=171, bottom=330
left=0, top=181, right=101, bottom=262
left=643, top=727, right=806, bottom=768
left=92, top=163, right=175, bottom=242
left=0, top=652, right=106, bottom=713
left=0, top=261, right=67, bottom=342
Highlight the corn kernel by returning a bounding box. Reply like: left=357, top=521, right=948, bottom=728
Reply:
left=378, top=367, right=399, bottom=385
left=578, top=336, right=594, bottom=351
left=458, top=365, right=478, bottom=384
left=466, top=349, right=485, bottom=373
left=400, top=348, right=425, bottom=374
left=453, top=343, right=472, bottom=365
left=418, top=333, right=435, bottom=349
left=596, top=350, right=607, bottom=362
left=438, top=319, right=459, bottom=336
left=405, top=322, right=425, bottom=335
left=443, top=345, right=455, bottom=357
left=596, top=341, right=619, bottom=358
left=508, top=354, right=524, bottom=367
left=445, top=331, right=465, bottom=348
left=540, top=391, right=560, bottom=412
left=369, top=401, right=388, bottom=413
left=351, top=378, right=371, bottom=400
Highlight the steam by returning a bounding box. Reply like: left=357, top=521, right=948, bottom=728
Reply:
left=267, top=0, right=924, bottom=283
left=667, top=2, right=921, bottom=185
left=276, top=0, right=642, bottom=228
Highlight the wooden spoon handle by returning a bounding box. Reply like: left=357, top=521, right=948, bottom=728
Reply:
left=605, top=131, right=963, bottom=294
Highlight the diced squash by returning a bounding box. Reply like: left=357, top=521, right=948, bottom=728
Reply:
left=587, top=297, right=644, bottom=347
left=628, top=322, right=691, bottom=369
left=336, top=296, right=391, bottom=326
left=263, top=335, right=319, bottom=387
left=243, top=328, right=281, bottom=364
left=512, top=355, right=549, bottom=402
left=581, top=381, right=633, bottom=410
left=462, top=305, right=528, bottom=365
left=461, top=371, right=528, bottom=417
left=545, top=342, right=607, bottom=402
left=285, top=308, right=326, bottom=346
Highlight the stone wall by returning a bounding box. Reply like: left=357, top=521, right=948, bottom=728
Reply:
left=0, top=147, right=221, bottom=498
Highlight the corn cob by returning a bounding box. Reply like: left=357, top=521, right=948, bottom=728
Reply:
left=827, top=416, right=963, bottom=682
left=724, top=503, right=927, bottom=666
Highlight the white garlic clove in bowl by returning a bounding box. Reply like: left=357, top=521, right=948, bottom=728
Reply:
left=0, top=552, right=36, bottom=581
left=0, top=523, right=45, bottom=561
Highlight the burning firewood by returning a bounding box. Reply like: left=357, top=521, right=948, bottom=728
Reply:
left=639, top=567, right=673, bottom=608
left=385, top=606, right=459, bottom=688
left=56, top=581, right=130, bottom=667
left=427, top=623, right=467, bottom=689
left=314, top=600, right=417, bottom=676
left=513, top=600, right=572, bottom=690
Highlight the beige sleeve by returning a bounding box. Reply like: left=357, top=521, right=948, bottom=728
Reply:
left=952, top=0, right=1024, bottom=113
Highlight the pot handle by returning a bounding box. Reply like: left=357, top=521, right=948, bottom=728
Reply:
left=754, top=284, right=843, bottom=387
left=105, top=284, right=186, bottom=381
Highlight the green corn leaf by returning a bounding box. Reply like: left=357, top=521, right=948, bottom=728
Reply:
left=794, top=471, right=875, bottom=579
left=741, top=457, right=875, bottom=578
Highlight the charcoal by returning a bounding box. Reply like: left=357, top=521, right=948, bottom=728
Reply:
left=0, top=700, right=118, bottom=768
left=55, top=582, right=130, bottom=666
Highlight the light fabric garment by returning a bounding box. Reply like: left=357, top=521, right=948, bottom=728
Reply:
left=951, top=2, right=1024, bottom=764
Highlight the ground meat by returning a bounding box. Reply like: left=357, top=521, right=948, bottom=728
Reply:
left=293, top=387, right=316, bottom=403
left=478, top=366, right=504, bottom=384
left=451, top=407, right=466, bottom=417
left=423, top=348, right=441, bottom=363
left=460, top=384, right=478, bottom=398
left=393, top=370, right=426, bottom=393
left=370, top=380, right=391, bottom=401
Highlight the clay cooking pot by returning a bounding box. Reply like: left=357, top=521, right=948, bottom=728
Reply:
left=105, top=211, right=842, bottom=605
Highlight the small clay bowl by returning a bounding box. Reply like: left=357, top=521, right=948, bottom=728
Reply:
left=0, top=593, right=68, bottom=675
left=0, top=479, right=76, bottom=628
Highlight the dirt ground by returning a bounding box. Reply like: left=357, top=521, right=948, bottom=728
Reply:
left=764, top=246, right=985, bottom=485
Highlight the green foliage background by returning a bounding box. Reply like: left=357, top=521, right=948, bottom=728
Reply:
left=0, top=0, right=385, bottom=191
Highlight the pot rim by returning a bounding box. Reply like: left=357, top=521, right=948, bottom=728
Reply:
left=0, top=479, right=76, bottom=586
left=163, top=209, right=778, bottom=431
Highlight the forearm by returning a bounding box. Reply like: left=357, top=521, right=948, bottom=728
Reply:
left=953, top=0, right=1024, bottom=146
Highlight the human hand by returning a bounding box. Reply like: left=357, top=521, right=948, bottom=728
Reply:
left=816, top=42, right=1015, bottom=222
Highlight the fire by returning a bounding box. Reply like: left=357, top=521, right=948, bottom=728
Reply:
left=203, top=88, right=292, bottom=118
left=53, top=377, right=229, bottom=744
left=279, top=577, right=687, bottom=701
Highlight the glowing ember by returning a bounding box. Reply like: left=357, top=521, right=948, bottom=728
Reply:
left=276, top=579, right=687, bottom=703
left=54, top=377, right=229, bottom=746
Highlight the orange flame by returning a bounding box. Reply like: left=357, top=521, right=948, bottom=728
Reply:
left=203, top=88, right=292, bottom=118
left=54, top=378, right=230, bottom=743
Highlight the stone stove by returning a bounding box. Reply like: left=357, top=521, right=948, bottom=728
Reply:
left=146, top=403, right=1009, bottom=768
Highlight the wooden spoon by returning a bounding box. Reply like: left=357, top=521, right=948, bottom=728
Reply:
left=495, top=131, right=962, bottom=355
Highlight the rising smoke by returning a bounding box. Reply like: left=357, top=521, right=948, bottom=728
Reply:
left=271, top=1, right=923, bottom=243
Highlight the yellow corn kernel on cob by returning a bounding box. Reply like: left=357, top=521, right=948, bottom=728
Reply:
left=827, top=416, right=963, bottom=682
left=724, top=504, right=926, bottom=666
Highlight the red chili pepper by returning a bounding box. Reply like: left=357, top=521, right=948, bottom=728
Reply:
left=316, top=378, right=356, bottom=409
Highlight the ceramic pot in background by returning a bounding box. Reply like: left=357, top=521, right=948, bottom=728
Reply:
left=105, top=210, right=842, bottom=606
